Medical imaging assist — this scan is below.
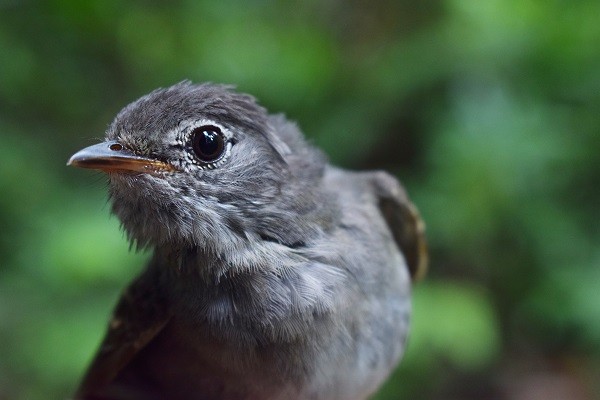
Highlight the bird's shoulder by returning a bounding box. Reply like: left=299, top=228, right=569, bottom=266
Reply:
left=74, top=258, right=171, bottom=398
left=323, top=168, right=427, bottom=280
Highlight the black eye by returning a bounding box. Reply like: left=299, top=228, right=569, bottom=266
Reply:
left=190, top=125, right=226, bottom=163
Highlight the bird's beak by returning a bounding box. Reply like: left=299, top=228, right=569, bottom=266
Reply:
left=67, top=141, right=176, bottom=173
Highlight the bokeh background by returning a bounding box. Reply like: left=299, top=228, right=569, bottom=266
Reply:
left=1, top=1, right=599, bottom=399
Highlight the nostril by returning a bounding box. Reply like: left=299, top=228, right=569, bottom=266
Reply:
left=109, top=143, right=123, bottom=151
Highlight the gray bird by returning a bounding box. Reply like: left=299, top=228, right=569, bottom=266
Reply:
left=68, top=82, right=427, bottom=400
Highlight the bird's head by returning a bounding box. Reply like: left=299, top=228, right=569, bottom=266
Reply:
left=68, top=82, right=329, bottom=256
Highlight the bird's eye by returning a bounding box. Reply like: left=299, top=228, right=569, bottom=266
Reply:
left=190, top=125, right=226, bottom=163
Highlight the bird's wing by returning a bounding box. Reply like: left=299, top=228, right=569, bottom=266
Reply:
left=371, top=171, right=428, bottom=280
left=75, top=263, right=171, bottom=398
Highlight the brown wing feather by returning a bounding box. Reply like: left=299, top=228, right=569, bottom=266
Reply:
left=371, top=171, right=428, bottom=280
left=75, top=264, right=171, bottom=399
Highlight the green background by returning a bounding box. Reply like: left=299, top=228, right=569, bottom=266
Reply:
left=1, top=1, right=599, bottom=399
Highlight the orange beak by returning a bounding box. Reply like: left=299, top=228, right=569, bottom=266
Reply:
left=67, top=141, right=176, bottom=173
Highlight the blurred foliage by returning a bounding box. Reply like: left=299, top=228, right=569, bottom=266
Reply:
left=0, top=0, right=599, bottom=399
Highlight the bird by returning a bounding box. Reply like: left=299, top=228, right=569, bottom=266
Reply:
left=67, top=81, right=427, bottom=400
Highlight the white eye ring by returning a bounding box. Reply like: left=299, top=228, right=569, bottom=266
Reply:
left=172, top=120, right=233, bottom=171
